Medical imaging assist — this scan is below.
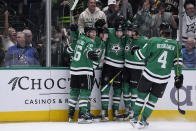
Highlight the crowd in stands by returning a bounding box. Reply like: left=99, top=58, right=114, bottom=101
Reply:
left=0, top=0, right=195, bottom=68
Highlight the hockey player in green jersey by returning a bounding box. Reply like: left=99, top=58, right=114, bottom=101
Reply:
left=66, top=19, right=106, bottom=66
left=123, top=23, right=148, bottom=120
left=100, top=22, right=126, bottom=121
left=68, top=26, right=99, bottom=124
left=64, top=24, right=80, bottom=66
left=93, top=19, right=108, bottom=68
left=130, top=22, right=183, bottom=129
left=93, top=27, right=109, bottom=68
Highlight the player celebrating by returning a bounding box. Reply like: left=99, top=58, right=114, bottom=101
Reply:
left=100, top=21, right=126, bottom=121
left=68, top=26, right=99, bottom=124
left=130, top=22, right=183, bottom=129
left=123, top=23, right=148, bottom=120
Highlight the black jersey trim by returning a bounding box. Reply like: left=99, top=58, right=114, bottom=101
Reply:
left=70, top=68, right=93, bottom=72
left=146, top=102, right=155, bottom=108
left=144, top=69, right=171, bottom=80
left=105, top=57, right=124, bottom=64
left=136, top=50, right=144, bottom=60
left=125, top=61, right=145, bottom=66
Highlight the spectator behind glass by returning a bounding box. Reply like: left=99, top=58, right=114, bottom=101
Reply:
left=134, top=0, right=152, bottom=38
left=23, top=29, right=33, bottom=47
left=151, top=2, right=177, bottom=37
left=4, top=32, right=40, bottom=67
left=103, top=0, right=133, bottom=28
left=182, top=37, right=196, bottom=68
left=103, top=0, right=119, bottom=28
left=180, top=1, right=196, bottom=47
left=2, top=27, right=17, bottom=51
left=78, top=0, right=107, bottom=32
left=96, top=0, right=103, bottom=10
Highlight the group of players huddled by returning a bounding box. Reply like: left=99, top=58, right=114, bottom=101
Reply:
left=65, top=17, right=184, bottom=129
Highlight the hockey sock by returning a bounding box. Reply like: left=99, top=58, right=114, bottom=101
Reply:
left=68, top=88, right=80, bottom=108
left=141, top=93, right=158, bottom=121
left=130, top=87, right=138, bottom=108
left=87, top=98, right=91, bottom=112
left=112, top=86, right=122, bottom=110
left=123, top=82, right=131, bottom=108
left=101, top=85, right=111, bottom=110
left=79, top=89, right=91, bottom=114
left=134, top=91, right=148, bottom=116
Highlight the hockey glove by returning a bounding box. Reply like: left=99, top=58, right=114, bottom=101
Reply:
left=130, top=45, right=139, bottom=55
left=174, top=74, right=183, bottom=89
left=70, top=24, right=78, bottom=32
left=87, top=51, right=99, bottom=61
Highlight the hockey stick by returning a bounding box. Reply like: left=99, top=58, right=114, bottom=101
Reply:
left=101, top=70, right=123, bottom=92
left=71, top=0, right=79, bottom=11
left=177, top=88, right=185, bottom=115
left=176, top=42, right=185, bottom=115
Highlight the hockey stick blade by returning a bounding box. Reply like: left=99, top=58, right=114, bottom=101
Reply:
left=178, top=107, right=186, bottom=115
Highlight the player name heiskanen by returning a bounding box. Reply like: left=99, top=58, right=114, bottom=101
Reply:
left=157, top=44, right=175, bottom=50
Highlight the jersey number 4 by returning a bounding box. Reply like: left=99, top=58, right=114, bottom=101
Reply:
left=158, top=51, right=168, bottom=68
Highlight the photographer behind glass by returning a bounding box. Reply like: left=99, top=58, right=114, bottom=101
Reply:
left=4, top=32, right=40, bottom=67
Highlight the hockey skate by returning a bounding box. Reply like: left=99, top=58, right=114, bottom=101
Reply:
left=78, top=111, right=93, bottom=124
left=136, top=120, right=149, bottom=129
left=123, top=107, right=134, bottom=121
left=113, top=110, right=124, bottom=121
left=130, top=115, right=138, bottom=128
left=136, top=116, right=149, bottom=129
left=101, top=110, right=109, bottom=122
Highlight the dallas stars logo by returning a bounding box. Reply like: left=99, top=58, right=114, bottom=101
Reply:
left=125, top=45, right=131, bottom=52
left=186, top=23, right=196, bottom=33
left=110, top=43, right=122, bottom=54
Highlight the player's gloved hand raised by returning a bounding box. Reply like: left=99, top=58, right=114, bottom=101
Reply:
left=70, top=24, right=78, bottom=32
left=130, top=45, right=139, bottom=55
left=174, top=74, right=183, bottom=89
left=87, top=51, right=99, bottom=61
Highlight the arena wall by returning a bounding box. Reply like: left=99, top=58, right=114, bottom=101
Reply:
left=0, top=68, right=195, bottom=122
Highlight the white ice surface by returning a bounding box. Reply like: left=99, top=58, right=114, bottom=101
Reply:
left=0, top=121, right=195, bottom=131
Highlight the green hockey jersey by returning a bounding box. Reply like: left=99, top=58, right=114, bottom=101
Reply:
left=134, top=37, right=183, bottom=84
left=124, top=36, right=148, bottom=70
left=66, top=41, right=77, bottom=57
left=70, top=34, right=95, bottom=76
left=93, top=36, right=106, bottom=68
left=104, top=28, right=125, bottom=68
left=66, top=30, right=80, bottom=56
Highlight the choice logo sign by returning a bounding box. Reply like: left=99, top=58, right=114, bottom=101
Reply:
left=8, top=76, right=70, bottom=91
left=170, top=86, right=193, bottom=106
